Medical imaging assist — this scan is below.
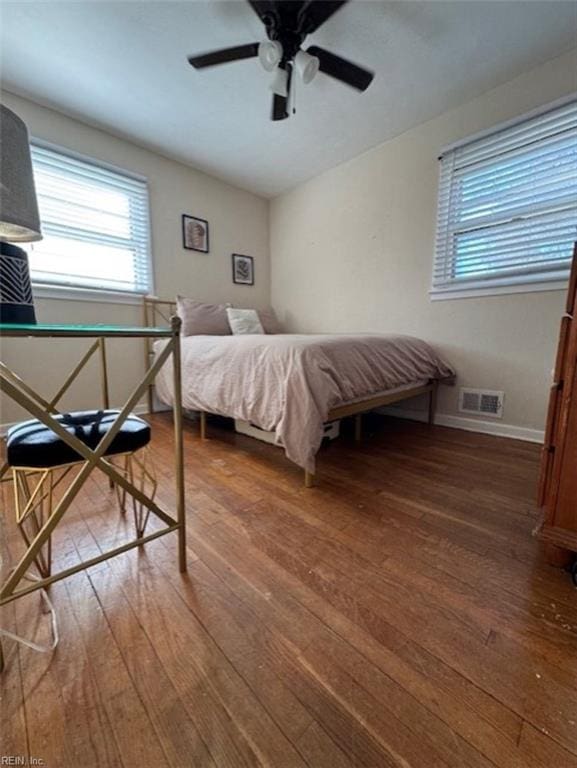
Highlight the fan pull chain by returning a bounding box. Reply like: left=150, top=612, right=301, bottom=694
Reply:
left=290, top=71, right=297, bottom=115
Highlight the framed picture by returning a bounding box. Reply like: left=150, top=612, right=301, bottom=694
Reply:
left=232, top=253, right=254, bottom=285
left=182, top=215, right=209, bottom=253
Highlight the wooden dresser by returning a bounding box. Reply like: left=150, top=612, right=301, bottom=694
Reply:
left=537, top=244, right=577, bottom=581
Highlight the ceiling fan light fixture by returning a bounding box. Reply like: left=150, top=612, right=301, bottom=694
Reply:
left=294, top=50, right=319, bottom=84
left=258, top=40, right=283, bottom=72
left=187, top=0, right=375, bottom=121
left=269, top=66, right=288, bottom=97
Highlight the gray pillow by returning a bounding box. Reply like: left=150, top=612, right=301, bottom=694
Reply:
left=258, top=307, right=282, bottom=334
left=176, top=296, right=231, bottom=336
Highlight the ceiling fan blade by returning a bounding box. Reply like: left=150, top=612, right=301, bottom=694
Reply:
left=298, top=1, right=348, bottom=34
left=306, top=45, right=374, bottom=91
left=188, top=43, right=259, bottom=69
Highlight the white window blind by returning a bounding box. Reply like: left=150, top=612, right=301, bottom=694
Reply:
left=433, top=99, right=577, bottom=297
left=28, top=144, right=152, bottom=295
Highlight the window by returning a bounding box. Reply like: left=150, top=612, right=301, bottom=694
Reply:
left=28, top=143, right=152, bottom=296
left=432, top=98, right=577, bottom=298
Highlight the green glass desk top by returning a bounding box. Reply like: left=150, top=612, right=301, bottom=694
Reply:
left=0, top=323, right=173, bottom=338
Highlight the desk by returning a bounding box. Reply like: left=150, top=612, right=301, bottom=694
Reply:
left=0, top=318, right=186, bottom=640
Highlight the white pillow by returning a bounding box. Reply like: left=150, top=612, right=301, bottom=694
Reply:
left=226, top=308, right=265, bottom=335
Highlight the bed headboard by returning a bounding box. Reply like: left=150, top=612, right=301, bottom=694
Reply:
left=142, top=295, right=177, bottom=328
left=142, top=296, right=177, bottom=413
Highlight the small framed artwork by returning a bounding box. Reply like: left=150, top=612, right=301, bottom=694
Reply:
left=182, top=214, right=209, bottom=253
left=232, top=253, right=254, bottom=285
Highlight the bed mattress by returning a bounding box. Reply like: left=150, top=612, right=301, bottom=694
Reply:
left=154, top=333, right=454, bottom=473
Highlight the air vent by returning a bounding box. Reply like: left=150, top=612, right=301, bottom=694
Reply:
left=459, top=388, right=504, bottom=419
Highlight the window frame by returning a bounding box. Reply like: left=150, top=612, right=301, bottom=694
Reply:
left=28, top=139, right=154, bottom=302
left=431, top=94, right=577, bottom=301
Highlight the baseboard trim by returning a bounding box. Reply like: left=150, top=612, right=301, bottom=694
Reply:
left=0, top=402, right=149, bottom=437
left=0, top=403, right=545, bottom=445
left=378, top=406, right=545, bottom=444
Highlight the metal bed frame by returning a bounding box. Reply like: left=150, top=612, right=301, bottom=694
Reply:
left=142, top=296, right=438, bottom=487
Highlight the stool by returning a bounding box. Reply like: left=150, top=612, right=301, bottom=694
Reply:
left=6, top=410, right=156, bottom=578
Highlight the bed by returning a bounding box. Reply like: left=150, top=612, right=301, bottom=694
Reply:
left=143, top=297, right=455, bottom=486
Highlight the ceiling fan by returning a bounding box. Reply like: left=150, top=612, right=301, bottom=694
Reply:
left=187, top=0, right=375, bottom=121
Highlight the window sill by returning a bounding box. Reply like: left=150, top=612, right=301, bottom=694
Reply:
left=430, top=279, right=568, bottom=301
left=32, top=284, right=148, bottom=306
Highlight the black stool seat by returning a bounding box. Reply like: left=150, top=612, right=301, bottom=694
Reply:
left=7, top=410, right=151, bottom=468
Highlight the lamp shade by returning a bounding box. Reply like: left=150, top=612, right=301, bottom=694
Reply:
left=0, top=105, right=40, bottom=324
left=0, top=105, right=42, bottom=243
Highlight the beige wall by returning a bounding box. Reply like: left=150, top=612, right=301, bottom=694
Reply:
left=3, top=50, right=576, bottom=435
left=270, top=49, right=577, bottom=436
left=1, top=91, right=269, bottom=425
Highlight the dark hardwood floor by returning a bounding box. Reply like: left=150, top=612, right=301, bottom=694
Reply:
left=1, top=413, right=576, bottom=768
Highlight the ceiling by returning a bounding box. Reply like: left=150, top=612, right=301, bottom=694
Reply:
left=1, top=1, right=576, bottom=198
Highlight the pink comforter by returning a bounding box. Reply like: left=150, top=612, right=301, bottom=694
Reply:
left=155, top=334, right=454, bottom=472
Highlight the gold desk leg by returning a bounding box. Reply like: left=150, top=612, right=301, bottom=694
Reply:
left=99, top=338, right=114, bottom=489
left=0, top=341, right=177, bottom=602
left=99, top=338, right=110, bottom=411
left=47, top=341, right=101, bottom=411
left=142, top=298, right=155, bottom=416
left=14, top=469, right=52, bottom=578
left=171, top=317, right=187, bottom=573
